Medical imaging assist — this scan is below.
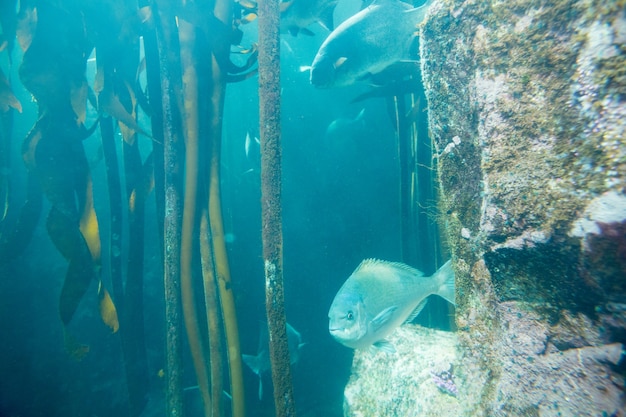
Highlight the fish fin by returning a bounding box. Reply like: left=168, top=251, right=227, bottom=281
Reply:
left=404, top=298, right=428, bottom=324
left=280, top=0, right=293, bottom=12
left=299, top=27, right=316, bottom=37
left=63, top=329, right=90, bottom=361
left=408, top=35, right=420, bottom=59
left=371, top=339, right=395, bottom=354
left=354, top=259, right=425, bottom=278
left=242, top=353, right=261, bottom=375
left=288, top=26, right=300, bottom=36
left=404, top=0, right=435, bottom=28
left=333, top=56, right=347, bottom=69
left=287, top=322, right=302, bottom=340
left=397, top=59, right=420, bottom=65
left=242, top=12, right=258, bottom=23
left=434, top=260, right=455, bottom=306
left=318, top=7, right=335, bottom=32
left=370, top=306, right=397, bottom=331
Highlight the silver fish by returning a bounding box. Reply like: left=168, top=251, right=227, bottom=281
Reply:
left=325, top=107, right=366, bottom=140
left=310, top=0, right=433, bottom=88
left=328, top=259, right=455, bottom=353
left=242, top=322, right=305, bottom=399
left=244, top=131, right=259, bottom=160
left=280, top=0, right=338, bottom=37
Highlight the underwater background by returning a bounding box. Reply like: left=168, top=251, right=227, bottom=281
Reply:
left=1, top=0, right=624, bottom=416
left=0, top=0, right=450, bottom=416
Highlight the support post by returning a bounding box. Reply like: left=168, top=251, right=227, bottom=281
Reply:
left=258, top=0, right=296, bottom=415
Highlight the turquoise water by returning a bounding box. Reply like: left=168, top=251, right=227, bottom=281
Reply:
left=1, top=0, right=623, bottom=416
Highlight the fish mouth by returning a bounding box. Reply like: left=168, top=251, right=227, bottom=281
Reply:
left=310, top=77, right=330, bottom=89
left=310, top=66, right=333, bottom=89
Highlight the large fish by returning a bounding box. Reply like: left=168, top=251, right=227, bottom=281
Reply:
left=328, top=259, right=454, bottom=352
left=280, top=0, right=338, bottom=36
left=243, top=322, right=305, bottom=399
left=310, top=0, right=433, bottom=88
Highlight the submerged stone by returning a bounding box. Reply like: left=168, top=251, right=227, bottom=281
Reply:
left=417, top=0, right=626, bottom=414
left=343, top=325, right=459, bottom=416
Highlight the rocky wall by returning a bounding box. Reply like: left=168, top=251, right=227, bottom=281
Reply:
left=419, top=0, right=626, bottom=415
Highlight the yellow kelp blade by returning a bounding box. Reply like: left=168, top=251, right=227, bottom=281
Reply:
left=93, top=62, right=104, bottom=95
left=98, top=281, right=119, bottom=333
left=237, top=0, right=257, bottom=10
left=98, top=87, right=150, bottom=143
left=0, top=68, right=23, bottom=113
left=117, top=80, right=139, bottom=145
left=63, top=328, right=90, bottom=361
left=79, top=176, right=101, bottom=262
left=241, top=13, right=257, bottom=23
left=16, top=6, right=37, bottom=52
left=129, top=154, right=155, bottom=214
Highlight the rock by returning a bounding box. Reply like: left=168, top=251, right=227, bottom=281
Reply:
left=492, top=302, right=624, bottom=416
left=343, top=325, right=459, bottom=416
left=416, top=0, right=626, bottom=415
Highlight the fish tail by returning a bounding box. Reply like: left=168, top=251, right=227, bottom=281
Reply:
left=434, top=260, right=455, bottom=306
left=242, top=353, right=261, bottom=375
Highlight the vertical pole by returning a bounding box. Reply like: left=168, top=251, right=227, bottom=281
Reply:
left=155, top=3, right=184, bottom=415
left=258, top=0, right=296, bottom=416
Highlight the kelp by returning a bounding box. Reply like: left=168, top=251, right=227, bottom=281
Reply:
left=16, top=1, right=120, bottom=345
left=1, top=0, right=283, bottom=415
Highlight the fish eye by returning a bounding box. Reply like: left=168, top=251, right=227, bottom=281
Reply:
left=346, top=311, right=354, bottom=320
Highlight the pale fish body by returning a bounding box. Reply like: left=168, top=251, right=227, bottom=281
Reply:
left=328, top=259, right=455, bottom=352
left=280, top=0, right=338, bottom=36
left=324, top=107, right=366, bottom=140
left=310, top=0, right=434, bottom=88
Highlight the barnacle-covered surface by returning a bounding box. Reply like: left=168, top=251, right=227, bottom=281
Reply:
left=491, top=301, right=623, bottom=415
left=420, top=0, right=626, bottom=415
left=343, top=325, right=459, bottom=416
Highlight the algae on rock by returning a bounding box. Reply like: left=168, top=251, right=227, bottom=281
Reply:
left=343, top=326, right=459, bottom=417
left=417, top=0, right=626, bottom=415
